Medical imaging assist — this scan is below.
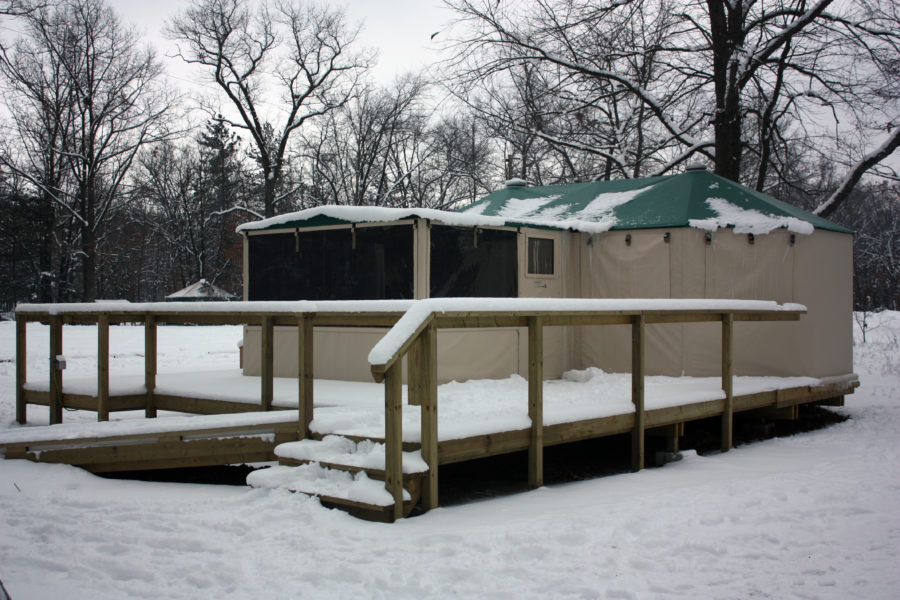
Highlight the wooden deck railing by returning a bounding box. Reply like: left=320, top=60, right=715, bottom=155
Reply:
left=366, top=298, right=807, bottom=520
left=14, top=301, right=410, bottom=434
left=16, top=298, right=807, bottom=521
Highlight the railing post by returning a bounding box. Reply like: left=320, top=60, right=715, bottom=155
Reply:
left=97, top=314, right=110, bottom=421
left=261, top=315, right=274, bottom=411
left=297, top=315, right=314, bottom=438
left=419, top=322, right=439, bottom=511
left=49, top=316, right=63, bottom=425
left=15, top=314, right=26, bottom=424
left=721, top=313, right=734, bottom=452
left=528, top=316, right=544, bottom=489
left=408, top=335, right=423, bottom=407
left=145, top=314, right=157, bottom=418
left=384, top=361, right=404, bottom=520
left=631, top=315, right=645, bottom=471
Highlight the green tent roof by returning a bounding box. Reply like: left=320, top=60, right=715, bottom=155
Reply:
left=238, top=170, right=850, bottom=235
left=460, top=170, right=850, bottom=234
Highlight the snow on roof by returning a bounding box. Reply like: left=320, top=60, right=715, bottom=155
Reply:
left=689, top=198, right=815, bottom=235
left=237, top=170, right=851, bottom=235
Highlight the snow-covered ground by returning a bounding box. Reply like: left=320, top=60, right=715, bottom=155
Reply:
left=0, top=314, right=898, bottom=599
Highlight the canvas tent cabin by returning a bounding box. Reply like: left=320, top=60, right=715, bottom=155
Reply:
left=238, top=169, right=853, bottom=384
left=165, top=279, right=235, bottom=303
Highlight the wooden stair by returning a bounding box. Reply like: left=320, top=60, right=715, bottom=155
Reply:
left=246, top=434, right=427, bottom=522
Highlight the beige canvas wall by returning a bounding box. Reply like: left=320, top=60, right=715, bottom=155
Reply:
left=580, top=229, right=685, bottom=374
left=578, top=227, right=853, bottom=378
left=243, top=326, right=524, bottom=384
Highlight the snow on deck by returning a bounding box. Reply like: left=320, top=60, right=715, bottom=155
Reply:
left=10, top=368, right=819, bottom=445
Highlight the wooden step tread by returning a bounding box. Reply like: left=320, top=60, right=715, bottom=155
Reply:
left=247, top=463, right=411, bottom=507
left=275, top=435, right=429, bottom=475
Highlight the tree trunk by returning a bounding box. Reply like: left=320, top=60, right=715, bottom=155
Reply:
left=264, top=169, right=277, bottom=219
left=707, top=0, right=744, bottom=182
left=38, top=191, right=55, bottom=302
left=81, top=183, right=97, bottom=302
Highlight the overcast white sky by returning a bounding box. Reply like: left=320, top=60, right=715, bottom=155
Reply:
left=107, top=0, right=453, bottom=87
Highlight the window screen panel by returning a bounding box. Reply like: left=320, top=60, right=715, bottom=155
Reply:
left=247, top=225, right=413, bottom=300
left=430, top=226, right=518, bottom=297
left=527, top=237, right=554, bottom=275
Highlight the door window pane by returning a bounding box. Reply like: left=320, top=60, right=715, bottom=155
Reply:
left=527, top=237, right=554, bottom=275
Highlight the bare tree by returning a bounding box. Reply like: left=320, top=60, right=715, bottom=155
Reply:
left=0, top=0, right=176, bottom=301
left=444, top=0, right=900, bottom=202
left=300, top=76, right=426, bottom=206
left=0, top=8, right=74, bottom=301
left=168, top=0, right=371, bottom=218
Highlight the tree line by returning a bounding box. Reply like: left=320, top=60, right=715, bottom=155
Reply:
left=0, top=0, right=898, bottom=309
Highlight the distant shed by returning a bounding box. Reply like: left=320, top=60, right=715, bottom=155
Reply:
left=237, top=169, right=853, bottom=383
left=165, top=279, right=235, bottom=303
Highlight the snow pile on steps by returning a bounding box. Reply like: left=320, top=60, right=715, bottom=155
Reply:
left=247, top=435, right=425, bottom=505
left=274, top=435, right=428, bottom=474
left=247, top=464, right=406, bottom=506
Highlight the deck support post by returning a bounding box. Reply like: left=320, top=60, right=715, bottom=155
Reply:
left=16, top=314, right=27, bottom=424
left=297, top=315, right=314, bottom=438
left=145, top=315, right=157, bottom=418
left=49, top=316, right=63, bottom=425
left=261, top=316, right=274, bottom=411
left=98, top=314, right=110, bottom=421
left=419, top=323, right=439, bottom=511
left=721, top=313, right=734, bottom=452
left=631, top=315, right=645, bottom=472
left=384, top=361, right=404, bottom=520
left=528, top=316, right=544, bottom=489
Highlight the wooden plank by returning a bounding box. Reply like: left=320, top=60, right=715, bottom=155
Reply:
left=17, top=419, right=297, bottom=446
left=261, top=316, right=274, bottom=411
left=298, top=315, right=314, bottom=438
left=311, top=313, right=402, bottom=327
left=19, top=390, right=146, bottom=411
left=435, top=315, right=529, bottom=329
left=29, top=437, right=282, bottom=472
left=437, top=430, right=532, bottom=464
left=721, top=313, right=734, bottom=452
left=528, top=316, right=544, bottom=488
left=542, top=315, right=633, bottom=327
left=544, top=413, right=634, bottom=445
left=151, top=394, right=291, bottom=415
left=97, top=314, right=110, bottom=422
left=384, top=362, right=404, bottom=520
left=631, top=315, right=645, bottom=471
left=145, top=315, right=157, bottom=418
left=645, top=399, right=726, bottom=428
left=16, top=314, right=26, bottom=424
left=49, top=317, right=63, bottom=425
left=420, top=322, right=439, bottom=510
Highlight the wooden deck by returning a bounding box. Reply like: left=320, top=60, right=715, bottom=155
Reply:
left=7, top=299, right=857, bottom=521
